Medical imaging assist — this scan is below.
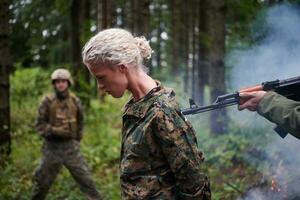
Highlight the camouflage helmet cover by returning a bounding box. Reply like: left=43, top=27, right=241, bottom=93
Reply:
left=51, top=68, right=74, bottom=85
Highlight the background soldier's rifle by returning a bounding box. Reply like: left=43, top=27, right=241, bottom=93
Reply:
left=181, top=76, right=300, bottom=138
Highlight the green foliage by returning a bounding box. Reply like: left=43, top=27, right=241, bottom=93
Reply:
left=225, top=0, right=264, bottom=49
left=2, top=69, right=128, bottom=199
left=11, top=0, right=70, bottom=67
left=10, top=67, right=51, bottom=137
left=10, top=67, right=51, bottom=103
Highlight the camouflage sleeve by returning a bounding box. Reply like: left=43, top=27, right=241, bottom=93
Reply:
left=35, top=97, right=52, bottom=138
left=257, top=91, right=300, bottom=139
left=75, top=96, right=84, bottom=141
left=154, top=107, right=211, bottom=200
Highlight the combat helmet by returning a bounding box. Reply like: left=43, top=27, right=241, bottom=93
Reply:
left=51, top=68, right=74, bottom=86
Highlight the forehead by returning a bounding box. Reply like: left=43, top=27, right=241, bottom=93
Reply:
left=87, top=62, right=116, bottom=76
left=54, top=79, right=68, bottom=82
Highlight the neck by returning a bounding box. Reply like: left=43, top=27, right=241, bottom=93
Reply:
left=55, top=89, right=69, bottom=100
left=127, top=69, right=157, bottom=101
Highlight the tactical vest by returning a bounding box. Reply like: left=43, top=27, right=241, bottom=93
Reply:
left=47, top=93, right=78, bottom=138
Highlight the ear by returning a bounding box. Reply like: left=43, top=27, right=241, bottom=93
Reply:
left=118, top=64, right=128, bottom=73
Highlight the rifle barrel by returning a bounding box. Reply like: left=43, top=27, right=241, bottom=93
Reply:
left=181, top=99, right=238, bottom=115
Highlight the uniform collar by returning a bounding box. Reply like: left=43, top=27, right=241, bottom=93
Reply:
left=55, top=89, right=70, bottom=100
left=123, top=81, right=164, bottom=118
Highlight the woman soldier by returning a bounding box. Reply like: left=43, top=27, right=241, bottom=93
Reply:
left=82, top=28, right=211, bottom=200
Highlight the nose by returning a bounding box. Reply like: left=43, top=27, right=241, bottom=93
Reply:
left=97, top=82, right=105, bottom=90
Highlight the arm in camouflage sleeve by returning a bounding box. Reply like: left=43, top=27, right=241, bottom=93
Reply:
left=257, top=91, right=300, bottom=139
left=75, top=96, right=84, bottom=141
left=35, top=97, right=52, bottom=138
left=154, top=107, right=211, bottom=200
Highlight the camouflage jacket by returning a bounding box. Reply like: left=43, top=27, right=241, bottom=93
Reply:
left=258, top=91, right=300, bottom=139
left=120, top=82, right=211, bottom=200
left=35, top=92, right=84, bottom=141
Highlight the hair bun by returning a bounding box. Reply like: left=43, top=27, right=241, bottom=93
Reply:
left=134, top=36, right=153, bottom=60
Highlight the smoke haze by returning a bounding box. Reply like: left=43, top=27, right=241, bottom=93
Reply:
left=229, top=4, right=300, bottom=88
left=227, top=4, right=300, bottom=200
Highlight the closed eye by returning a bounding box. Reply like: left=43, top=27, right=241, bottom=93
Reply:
left=96, top=76, right=104, bottom=80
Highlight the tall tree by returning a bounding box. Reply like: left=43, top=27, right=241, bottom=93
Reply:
left=100, top=0, right=114, bottom=29
left=96, top=0, right=116, bottom=101
left=207, top=0, right=227, bottom=135
left=169, top=0, right=181, bottom=76
left=81, top=0, right=91, bottom=41
left=154, top=0, right=163, bottom=71
left=81, top=0, right=92, bottom=106
left=132, top=0, right=151, bottom=35
left=0, top=0, right=12, bottom=166
left=70, top=0, right=91, bottom=106
left=191, top=0, right=198, bottom=101
left=70, top=0, right=81, bottom=79
left=132, top=0, right=152, bottom=72
left=182, top=0, right=191, bottom=92
left=195, top=0, right=209, bottom=106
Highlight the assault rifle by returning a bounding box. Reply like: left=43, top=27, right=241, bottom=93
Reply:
left=181, top=76, right=300, bottom=138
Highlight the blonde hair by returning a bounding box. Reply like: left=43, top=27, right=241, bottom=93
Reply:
left=82, top=28, right=152, bottom=72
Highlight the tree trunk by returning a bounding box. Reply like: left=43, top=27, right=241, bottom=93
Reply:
left=70, top=0, right=81, bottom=84
left=0, top=0, right=12, bottom=166
left=132, top=0, right=138, bottom=34
left=120, top=2, right=126, bottom=28
left=196, top=0, right=209, bottom=106
left=207, top=0, right=227, bottom=135
left=101, top=0, right=112, bottom=29
left=155, top=0, right=162, bottom=71
left=80, top=0, right=91, bottom=107
left=97, top=0, right=115, bottom=101
left=169, top=0, right=181, bottom=76
left=97, top=0, right=101, bottom=31
left=71, top=0, right=90, bottom=106
left=133, top=0, right=151, bottom=35
left=81, top=0, right=91, bottom=39
left=132, top=0, right=152, bottom=72
left=126, top=0, right=134, bottom=32
left=183, top=0, right=190, bottom=92
left=154, top=0, right=163, bottom=70
left=191, top=0, right=198, bottom=100
left=142, top=0, right=152, bottom=72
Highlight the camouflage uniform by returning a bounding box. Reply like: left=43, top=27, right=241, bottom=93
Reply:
left=120, top=82, right=211, bottom=200
left=257, top=91, right=300, bottom=139
left=31, top=92, right=102, bottom=200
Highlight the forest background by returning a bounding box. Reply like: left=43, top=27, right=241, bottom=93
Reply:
left=1, top=0, right=300, bottom=199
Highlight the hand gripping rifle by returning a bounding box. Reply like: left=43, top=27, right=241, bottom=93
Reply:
left=181, top=76, right=300, bottom=138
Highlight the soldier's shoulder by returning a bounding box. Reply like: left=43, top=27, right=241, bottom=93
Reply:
left=151, top=98, right=190, bottom=134
left=37, top=94, right=54, bottom=109
left=151, top=92, right=188, bottom=126
left=69, top=92, right=80, bottom=100
left=41, top=93, right=55, bottom=103
left=69, top=92, right=82, bottom=107
left=151, top=97, right=179, bottom=119
left=156, top=89, right=179, bottom=109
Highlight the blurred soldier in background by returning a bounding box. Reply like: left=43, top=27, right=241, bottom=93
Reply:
left=31, top=69, right=102, bottom=200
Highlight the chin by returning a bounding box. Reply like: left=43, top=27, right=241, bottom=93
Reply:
left=111, top=92, right=124, bottom=98
left=58, top=88, right=67, bottom=92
